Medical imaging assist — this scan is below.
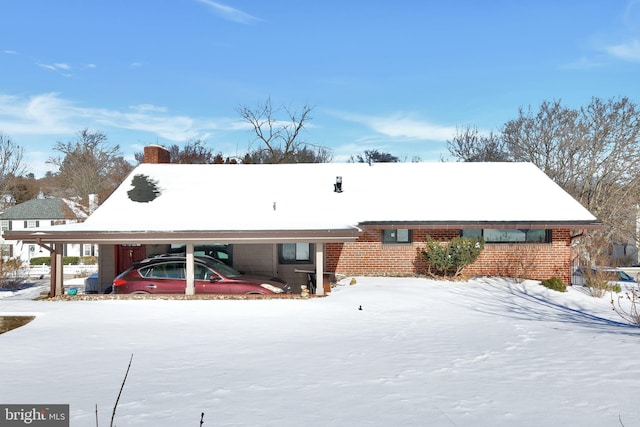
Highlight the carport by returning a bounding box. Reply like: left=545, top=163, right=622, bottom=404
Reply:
left=4, top=228, right=360, bottom=297
left=4, top=144, right=368, bottom=296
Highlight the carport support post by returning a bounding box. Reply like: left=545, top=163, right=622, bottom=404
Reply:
left=315, top=243, right=324, bottom=296
left=53, top=243, right=64, bottom=297
left=185, top=243, right=195, bottom=295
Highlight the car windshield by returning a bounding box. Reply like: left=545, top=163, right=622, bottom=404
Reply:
left=198, top=256, right=242, bottom=278
left=618, top=270, right=634, bottom=281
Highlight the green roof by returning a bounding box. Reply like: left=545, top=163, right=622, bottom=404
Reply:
left=0, top=198, right=87, bottom=220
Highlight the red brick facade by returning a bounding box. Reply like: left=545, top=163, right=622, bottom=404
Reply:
left=326, top=226, right=573, bottom=283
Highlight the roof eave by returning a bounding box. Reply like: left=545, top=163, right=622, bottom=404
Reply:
left=357, top=220, right=605, bottom=229
left=3, top=228, right=362, bottom=245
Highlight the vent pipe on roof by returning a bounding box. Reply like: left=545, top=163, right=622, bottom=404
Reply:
left=334, top=176, right=343, bottom=193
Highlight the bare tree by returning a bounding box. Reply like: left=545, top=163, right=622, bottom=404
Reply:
left=502, top=97, right=640, bottom=250
left=0, top=133, right=26, bottom=198
left=350, top=149, right=400, bottom=164
left=237, top=97, right=331, bottom=163
left=134, top=139, right=225, bottom=164
left=446, top=126, right=509, bottom=162
left=447, top=97, right=640, bottom=259
left=47, top=129, right=133, bottom=204
left=242, top=145, right=332, bottom=164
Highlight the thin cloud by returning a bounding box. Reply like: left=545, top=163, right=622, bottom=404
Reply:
left=337, top=111, right=458, bottom=142
left=130, top=104, right=168, bottom=114
left=37, top=63, right=57, bottom=71
left=604, top=39, right=640, bottom=61
left=560, top=55, right=606, bottom=70
left=37, top=62, right=71, bottom=71
left=37, top=62, right=73, bottom=77
left=195, top=0, right=262, bottom=24
left=0, top=93, right=78, bottom=134
left=3, top=50, right=18, bottom=55
left=596, top=1, right=640, bottom=62
left=0, top=92, right=239, bottom=142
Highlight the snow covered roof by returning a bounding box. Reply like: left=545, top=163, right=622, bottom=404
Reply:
left=0, top=197, right=88, bottom=221
left=4, top=162, right=600, bottom=244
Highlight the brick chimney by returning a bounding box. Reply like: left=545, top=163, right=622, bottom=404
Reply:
left=143, top=145, right=171, bottom=164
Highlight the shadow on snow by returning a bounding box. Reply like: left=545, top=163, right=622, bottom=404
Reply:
left=465, top=277, right=639, bottom=335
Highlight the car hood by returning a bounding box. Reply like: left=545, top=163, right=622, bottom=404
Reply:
left=239, top=274, right=290, bottom=292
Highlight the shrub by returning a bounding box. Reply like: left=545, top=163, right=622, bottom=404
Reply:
left=541, top=277, right=567, bottom=292
left=612, top=288, right=640, bottom=326
left=30, top=257, right=50, bottom=266
left=80, top=256, right=97, bottom=265
left=581, top=268, right=624, bottom=297
left=0, top=258, right=23, bottom=279
left=421, top=235, right=484, bottom=278
left=491, top=244, right=540, bottom=282
left=29, top=256, right=97, bottom=266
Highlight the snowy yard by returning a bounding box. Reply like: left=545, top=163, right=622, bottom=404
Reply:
left=1, top=277, right=639, bottom=426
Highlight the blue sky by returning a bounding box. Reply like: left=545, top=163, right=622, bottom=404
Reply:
left=1, top=0, right=639, bottom=177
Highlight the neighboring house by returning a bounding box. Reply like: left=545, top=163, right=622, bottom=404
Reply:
left=0, top=194, right=96, bottom=264
left=4, top=145, right=602, bottom=296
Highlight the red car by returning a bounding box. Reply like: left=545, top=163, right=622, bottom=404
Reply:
left=113, top=255, right=291, bottom=295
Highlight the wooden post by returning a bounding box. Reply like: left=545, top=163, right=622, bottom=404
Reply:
left=315, top=243, right=324, bottom=296
left=50, top=243, right=64, bottom=296
left=55, top=244, right=64, bottom=296
left=49, top=247, right=57, bottom=297
left=185, top=243, right=195, bottom=295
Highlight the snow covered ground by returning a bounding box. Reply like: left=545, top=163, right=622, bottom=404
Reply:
left=1, top=277, right=639, bottom=427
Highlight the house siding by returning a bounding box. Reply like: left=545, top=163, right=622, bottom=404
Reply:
left=326, top=226, right=573, bottom=283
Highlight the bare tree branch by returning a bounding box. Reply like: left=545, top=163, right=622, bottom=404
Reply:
left=47, top=129, right=133, bottom=203
left=0, top=133, right=26, bottom=197
left=237, top=97, right=330, bottom=163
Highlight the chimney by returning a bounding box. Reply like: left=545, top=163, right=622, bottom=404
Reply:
left=143, top=145, right=171, bottom=164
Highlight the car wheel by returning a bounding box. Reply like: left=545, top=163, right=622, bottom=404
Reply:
left=245, top=292, right=264, bottom=295
left=130, top=291, right=150, bottom=294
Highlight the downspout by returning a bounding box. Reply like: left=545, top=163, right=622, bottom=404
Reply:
left=570, top=229, right=586, bottom=242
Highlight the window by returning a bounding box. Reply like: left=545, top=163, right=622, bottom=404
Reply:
left=0, top=244, right=12, bottom=257
left=24, top=220, right=39, bottom=228
left=194, top=264, right=222, bottom=281
left=382, top=229, right=412, bottom=244
left=83, top=244, right=93, bottom=257
left=1, top=220, right=11, bottom=231
left=140, top=262, right=185, bottom=279
left=462, top=229, right=550, bottom=243
left=279, top=243, right=313, bottom=264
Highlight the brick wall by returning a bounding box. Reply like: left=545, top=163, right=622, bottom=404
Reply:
left=326, top=226, right=573, bottom=283
left=143, top=145, right=170, bottom=164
